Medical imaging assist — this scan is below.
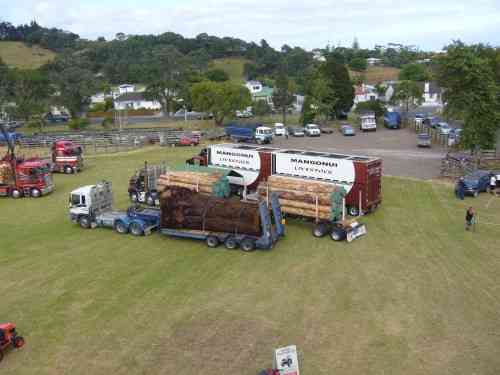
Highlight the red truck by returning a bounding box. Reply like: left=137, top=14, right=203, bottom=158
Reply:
left=0, top=124, right=54, bottom=198
left=187, top=143, right=382, bottom=216
left=50, top=140, right=83, bottom=174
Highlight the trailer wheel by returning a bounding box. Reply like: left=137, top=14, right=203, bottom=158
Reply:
left=64, top=166, right=74, bottom=174
left=206, top=236, right=219, bottom=248
left=30, top=188, right=41, bottom=198
left=115, top=221, right=129, bottom=234
left=348, top=206, right=360, bottom=217
left=241, top=238, right=255, bottom=252
left=224, top=237, right=238, bottom=250
left=79, top=216, right=91, bottom=229
left=129, top=222, right=144, bottom=236
left=330, top=228, right=347, bottom=241
left=130, top=192, right=139, bottom=203
left=146, top=195, right=155, bottom=206
left=11, top=189, right=22, bottom=199
left=13, top=336, right=25, bottom=349
left=312, top=223, right=329, bottom=238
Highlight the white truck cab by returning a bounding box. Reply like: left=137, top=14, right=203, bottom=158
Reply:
left=359, top=112, right=377, bottom=131
left=304, top=123, right=321, bottom=137
left=69, top=181, right=114, bottom=226
left=255, top=126, right=274, bottom=144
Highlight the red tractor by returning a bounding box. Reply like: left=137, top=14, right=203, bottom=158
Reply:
left=0, top=323, right=25, bottom=362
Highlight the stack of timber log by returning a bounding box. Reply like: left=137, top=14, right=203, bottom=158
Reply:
left=157, top=170, right=229, bottom=197
left=160, top=186, right=261, bottom=236
left=0, top=162, right=13, bottom=184
left=258, top=175, right=340, bottom=221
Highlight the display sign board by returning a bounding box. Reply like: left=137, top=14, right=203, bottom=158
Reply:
left=210, top=145, right=261, bottom=171
left=273, top=345, right=299, bottom=375
left=274, top=153, right=355, bottom=192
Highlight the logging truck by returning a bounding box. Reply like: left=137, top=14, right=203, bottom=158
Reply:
left=186, top=143, right=382, bottom=217
left=128, top=162, right=168, bottom=206
left=159, top=187, right=284, bottom=251
left=69, top=181, right=160, bottom=236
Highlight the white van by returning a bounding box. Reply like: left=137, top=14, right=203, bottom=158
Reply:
left=274, top=123, right=286, bottom=136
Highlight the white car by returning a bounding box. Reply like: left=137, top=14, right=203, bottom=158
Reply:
left=274, top=123, right=286, bottom=136
left=304, top=124, right=321, bottom=137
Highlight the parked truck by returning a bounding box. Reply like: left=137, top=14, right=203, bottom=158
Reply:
left=187, top=143, right=382, bottom=216
left=383, top=111, right=401, bottom=129
left=50, top=140, right=84, bottom=174
left=128, top=162, right=167, bottom=206
left=224, top=123, right=274, bottom=144
left=0, top=124, right=54, bottom=198
left=359, top=111, right=377, bottom=132
left=159, top=187, right=284, bottom=251
left=69, top=181, right=160, bottom=235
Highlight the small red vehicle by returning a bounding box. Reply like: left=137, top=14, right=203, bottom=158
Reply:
left=0, top=323, right=25, bottom=362
left=50, top=140, right=84, bottom=174
left=178, top=134, right=200, bottom=146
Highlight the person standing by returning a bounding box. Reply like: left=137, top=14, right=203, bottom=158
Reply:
left=489, top=174, right=497, bottom=195
left=456, top=177, right=465, bottom=200
left=465, top=207, right=475, bottom=231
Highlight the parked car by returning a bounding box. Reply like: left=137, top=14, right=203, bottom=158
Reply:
left=417, top=133, right=431, bottom=147
left=436, top=122, right=451, bottom=135
left=320, top=126, right=334, bottom=134
left=274, top=123, right=286, bottom=136
left=423, top=116, right=440, bottom=128
left=340, top=124, right=355, bottom=136
left=287, top=126, right=305, bottom=137
left=178, top=134, right=200, bottom=146
left=173, top=109, right=206, bottom=120
left=45, top=113, right=70, bottom=123
left=304, top=124, right=321, bottom=137
left=236, top=110, right=253, bottom=118
left=383, top=112, right=401, bottom=129
left=458, top=170, right=492, bottom=197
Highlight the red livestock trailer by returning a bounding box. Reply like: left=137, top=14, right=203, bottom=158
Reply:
left=187, top=144, right=382, bottom=216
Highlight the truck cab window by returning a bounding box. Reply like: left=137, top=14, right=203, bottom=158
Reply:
left=71, top=194, right=81, bottom=206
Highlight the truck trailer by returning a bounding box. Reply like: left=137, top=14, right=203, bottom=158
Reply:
left=187, top=143, right=382, bottom=216
left=224, top=123, right=274, bottom=144
left=69, top=181, right=160, bottom=235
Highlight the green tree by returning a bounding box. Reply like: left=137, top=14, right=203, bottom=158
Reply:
left=205, top=69, right=229, bottom=82
left=191, top=81, right=251, bottom=126
left=145, top=45, right=188, bottom=117
left=349, top=57, right=367, bottom=71
left=355, top=100, right=386, bottom=119
left=272, top=67, right=296, bottom=125
left=321, top=55, right=355, bottom=118
left=399, top=63, right=429, bottom=81
left=11, top=69, right=52, bottom=122
left=393, top=80, right=423, bottom=114
left=301, top=95, right=316, bottom=125
left=253, top=100, right=271, bottom=117
left=436, top=42, right=500, bottom=150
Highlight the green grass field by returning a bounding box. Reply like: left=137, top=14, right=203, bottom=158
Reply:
left=208, top=57, right=249, bottom=84
left=1, top=146, right=500, bottom=375
left=0, top=42, right=56, bottom=70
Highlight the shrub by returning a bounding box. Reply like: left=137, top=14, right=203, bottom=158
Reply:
left=68, top=118, right=90, bottom=131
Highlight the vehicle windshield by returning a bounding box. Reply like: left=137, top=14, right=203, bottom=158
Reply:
left=262, top=129, right=273, bottom=135
left=32, top=166, right=50, bottom=175
left=70, top=194, right=81, bottom=206
left=308, top=125, right=319, bottom=129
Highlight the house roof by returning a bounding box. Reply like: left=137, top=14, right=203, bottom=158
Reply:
left=115, top=92, right=147, bottom=102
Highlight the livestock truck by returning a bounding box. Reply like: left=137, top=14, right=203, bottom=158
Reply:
left=49, top=140, right=84, bottom=174
left=187, top=143, right=382, bottom=217
left=0, top=124, right=54, bottom=198
left=224, top=123, right=274, bottom=144
left=69, top=181, right=160, bottom=235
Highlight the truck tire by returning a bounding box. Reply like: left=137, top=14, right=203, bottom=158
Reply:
left=79, top=216, right=91, bottom=229
left=224, top=237, right=238, bottom=249
left=348, top=206, right=360, bottom=217
left=13, top=336, right=25, bottom=348
left=330, top=228, right=347, bottom=241
left=129, top=222, right=144, bottom=236
left=241, top=238, right=255, bottom=252
left=64, top=166, right=74, bottom=174
left=11, top=189, right=22, bottom=199
left=115, top=221, right=128, bottom=234
left=30, top=188, right=41, bottom=198
left=312, top=223, right=329, bottom=238
left=206, top=236, right=219, bottom=248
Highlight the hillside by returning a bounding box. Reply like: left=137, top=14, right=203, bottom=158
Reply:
left=0, top=41, right=56, bottom=69
left=208, top=57, right=249, bottom=84
left=350, top=66, right=401, bottom=84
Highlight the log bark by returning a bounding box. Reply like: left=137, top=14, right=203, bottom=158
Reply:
left=266, top=175, right=340, bottom=194
left=280, top=206, right=331, bottom=220
left=257, top=187, right=332, bottom=205
left=277, top=198, right=331, bottom=213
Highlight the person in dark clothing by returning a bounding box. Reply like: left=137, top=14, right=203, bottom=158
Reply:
left=465, top=207, right=475, bottom=231
left=456, top=177, right=465, bottom=200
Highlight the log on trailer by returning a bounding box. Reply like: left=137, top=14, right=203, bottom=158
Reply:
left=160, top=187, right=262, bottom=236
left=157, top=170, right=230, bottom=197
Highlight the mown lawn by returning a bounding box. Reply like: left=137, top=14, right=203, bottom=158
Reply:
left=1, top=146, right=500, bottom=375
left=0, top=41, right=56, bottom=70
